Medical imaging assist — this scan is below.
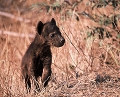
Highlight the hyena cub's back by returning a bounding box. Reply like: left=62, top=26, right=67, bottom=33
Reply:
left=21, top=18, right=65, bottom=93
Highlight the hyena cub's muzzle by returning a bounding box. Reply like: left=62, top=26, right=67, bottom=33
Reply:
left=58, top=36, right=65, bottom=47
left=50, top=32, right=65, bottom=47
left=54, top=35, right=65, bottom=47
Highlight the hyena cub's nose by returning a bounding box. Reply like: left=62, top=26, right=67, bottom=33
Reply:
left=60, top=37, right=65, bottom=44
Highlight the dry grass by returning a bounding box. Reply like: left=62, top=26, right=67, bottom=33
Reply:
left=0, top=0, right=120, bottom=97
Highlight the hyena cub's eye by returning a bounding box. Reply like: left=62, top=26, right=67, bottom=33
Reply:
left=49, top=32, right=56, bottom=38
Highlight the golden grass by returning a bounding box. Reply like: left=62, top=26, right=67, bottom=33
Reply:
left=0, top=0, right=120, bottom=97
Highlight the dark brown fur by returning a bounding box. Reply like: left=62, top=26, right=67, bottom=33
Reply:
left=21, top=18, right=65, bottom=93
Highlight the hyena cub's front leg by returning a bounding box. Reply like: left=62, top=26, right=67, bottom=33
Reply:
left=41, top=65, right=51, bottom=87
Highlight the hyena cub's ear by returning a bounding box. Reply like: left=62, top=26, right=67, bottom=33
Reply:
left=51, top=18, right=56, bottom=25
left=37, top=21, right=44, bottom=35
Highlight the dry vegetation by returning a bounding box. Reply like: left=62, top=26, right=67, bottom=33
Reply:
left=0, top=0, right=120, bottom=97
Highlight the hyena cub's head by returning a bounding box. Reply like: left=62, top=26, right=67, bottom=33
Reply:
left=37, top=18, right=65, bottom=47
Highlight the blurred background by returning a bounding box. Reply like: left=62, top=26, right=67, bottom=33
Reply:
left=0, top=0, right=120, bottom=97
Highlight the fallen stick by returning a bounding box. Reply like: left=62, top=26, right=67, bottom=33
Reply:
left=0, top=11, right=31, bottom=23
left=0, top=30, right=34, bottom=38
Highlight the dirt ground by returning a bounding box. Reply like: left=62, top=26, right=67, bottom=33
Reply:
left=0, top=0, right=120, bottom=97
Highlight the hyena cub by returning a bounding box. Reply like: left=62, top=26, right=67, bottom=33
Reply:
left=21, top=18, right=65, bottom=93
